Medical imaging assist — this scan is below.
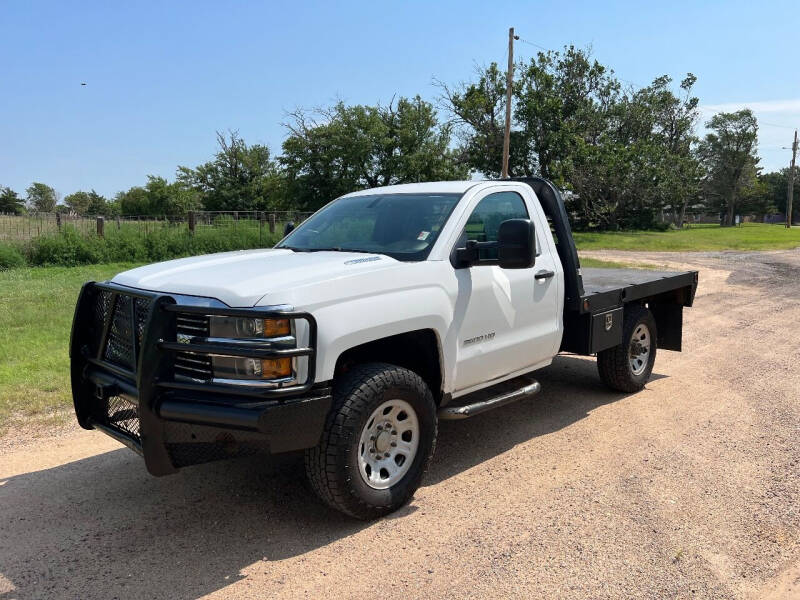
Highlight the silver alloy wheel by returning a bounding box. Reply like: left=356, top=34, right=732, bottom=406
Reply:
left=357, top=399, right=419, bottom=490
left=629, top=323, right=651, bottom=376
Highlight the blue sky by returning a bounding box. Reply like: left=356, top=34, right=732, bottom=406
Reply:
left=1, top=0, right=798, bottom=199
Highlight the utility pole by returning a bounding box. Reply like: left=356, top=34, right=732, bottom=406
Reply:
left=501, top=27, right=518, bottom=179
left=787, top=129, right=798, bottom=228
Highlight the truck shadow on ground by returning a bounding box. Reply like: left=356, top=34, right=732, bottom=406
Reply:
left=0, top=355, right=660, bottom=600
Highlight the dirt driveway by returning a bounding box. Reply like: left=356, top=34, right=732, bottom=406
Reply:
left=1, top=250, right=799, bottom=599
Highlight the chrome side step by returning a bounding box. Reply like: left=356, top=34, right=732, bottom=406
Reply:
left=438, top=379, right=541, bottom=420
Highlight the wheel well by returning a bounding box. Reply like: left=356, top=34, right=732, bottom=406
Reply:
left=334, top=329, right=443, bottom=403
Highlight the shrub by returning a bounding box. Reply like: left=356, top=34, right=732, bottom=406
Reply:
left=0, top=244, right=26, bottom=270
left=16, top=224, right=283, bottom=268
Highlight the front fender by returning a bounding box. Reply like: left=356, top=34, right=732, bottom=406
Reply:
left=312, top=285, right=453, bottom=390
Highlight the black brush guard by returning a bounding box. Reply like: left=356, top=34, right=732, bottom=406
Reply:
left=70, top=281, right=332, bottom=475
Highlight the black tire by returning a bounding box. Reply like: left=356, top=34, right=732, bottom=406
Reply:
left=597, top=305, right=657, bottom=393
left=304, top=363, right=437, bottom=520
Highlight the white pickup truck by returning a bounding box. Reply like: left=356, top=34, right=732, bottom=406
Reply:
left=70, top=178, right=698, bottom=519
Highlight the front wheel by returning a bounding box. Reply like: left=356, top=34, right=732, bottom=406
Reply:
left=597, top=305, right=658, bottom=392
left=305, top=363, right=437, bottom=519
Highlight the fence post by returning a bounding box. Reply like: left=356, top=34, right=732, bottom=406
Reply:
left=188, top=210, right=196, bottom=235
left=269, top=213, right=276, bottom=233
left=259, top=212, right=266, bottom=245
left=56, top=212, right=62, bottom=231
left=116, top=216, right=121, bottom=230
left=96, top=216, right=104, bottom=238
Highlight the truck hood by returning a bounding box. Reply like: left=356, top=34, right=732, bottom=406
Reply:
left=111, top=249, right=401, bottom=307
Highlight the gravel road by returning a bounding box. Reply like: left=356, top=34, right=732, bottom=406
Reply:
left=1, top=250, right=798, bottom=599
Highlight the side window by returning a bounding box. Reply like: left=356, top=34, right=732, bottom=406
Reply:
left=463, top=191, right=529, bottom=260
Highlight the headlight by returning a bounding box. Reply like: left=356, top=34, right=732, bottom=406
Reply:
left=208, top=316, right=294, bottom=381
left=209, top=316, right=291, bottom=339
left=210, top=356, right=293, bottom=380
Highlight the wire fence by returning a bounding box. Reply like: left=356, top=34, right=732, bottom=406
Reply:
left=0, top=210, right=314, bottom=243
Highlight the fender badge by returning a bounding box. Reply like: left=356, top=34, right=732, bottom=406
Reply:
left=605, top=313, right=613, bottom=331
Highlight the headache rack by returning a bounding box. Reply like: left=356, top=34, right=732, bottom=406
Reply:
left=70, top=281, right=318, bottom=473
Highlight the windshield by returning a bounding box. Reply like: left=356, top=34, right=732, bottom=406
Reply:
left=276, top=193, right=463, bottom=261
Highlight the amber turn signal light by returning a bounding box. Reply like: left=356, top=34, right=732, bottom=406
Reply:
left=261, top=357, right=292, bottom=378
left=263, top=318, right=291, bottom=337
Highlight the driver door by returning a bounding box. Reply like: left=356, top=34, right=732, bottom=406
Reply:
left=451, top=190, right=562, bottom=393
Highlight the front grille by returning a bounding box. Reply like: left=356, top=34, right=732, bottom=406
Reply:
left=97, top=291, right=152, bottom=371
left=174, top=313, right=213, bottom=381
left=92, top=290, right=152, bottom=442
left=105, top=395, right=141, bottom=441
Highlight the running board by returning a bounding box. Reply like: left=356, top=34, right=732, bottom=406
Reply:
left=438, top=379, right=541, bottom=420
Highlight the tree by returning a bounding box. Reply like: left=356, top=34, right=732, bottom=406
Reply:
left=114, top=186, right=150, bottom=215
left=281, top=97, right=467, bottom=210
left=25, top=182, right=58, bottom=213
left=437, top=63, right=509, bottom=177
left=178, top=131, right=285, bottom=212
left=570, top=74, right=702, bottom=229
left=86, top=190, right=109, bottom=215
left=0, top=187, right=25, bottom=214
left=64, top=191, right=92, bottom=215
left=442, top=50, right=703, bottom=230
left=441, top=47, right=619, bottom=183
left=142, top=176, right=200, bottom=216
left=698, top=110, right=760, bottom=226
left=757, top=169, right=798, bottom=220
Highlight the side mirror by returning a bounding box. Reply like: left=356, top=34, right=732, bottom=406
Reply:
left=283, top=221, right=295, bottom=236
left=497, top=219, right=535, bottom=269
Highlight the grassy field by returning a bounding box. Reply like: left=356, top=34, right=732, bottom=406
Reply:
left=573, top=223, right=800, bottom=252
left=0, top=263, right=141, bottom=432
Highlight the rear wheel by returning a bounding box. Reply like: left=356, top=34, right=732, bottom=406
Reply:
left=305, top=363, right=437, bottom=520
left=598, top=305, right=657, bottom=392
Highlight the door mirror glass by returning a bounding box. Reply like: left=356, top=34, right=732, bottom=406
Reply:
left=497, top=219, right=535, bottom=269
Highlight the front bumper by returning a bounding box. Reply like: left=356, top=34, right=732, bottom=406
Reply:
left=70, top=281, right=332, bottom=476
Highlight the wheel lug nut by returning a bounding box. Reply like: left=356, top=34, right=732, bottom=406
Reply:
left=384, top=452, right=390, bottom=458
left=391, top=442, right=397, bottom=447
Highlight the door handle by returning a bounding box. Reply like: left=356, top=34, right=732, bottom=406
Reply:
left=535, top=269, right=555, bottom=280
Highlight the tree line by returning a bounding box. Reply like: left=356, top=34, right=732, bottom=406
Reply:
left=1, top=46, right=796, bottom=229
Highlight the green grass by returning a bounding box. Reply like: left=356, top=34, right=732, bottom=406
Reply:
left=573, top=223, right=800, bottom=252
left=0, top=263, right=141, bottom=432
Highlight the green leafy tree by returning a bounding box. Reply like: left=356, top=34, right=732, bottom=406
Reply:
left=25, top=182, right=58, bottom=213
left=64, top=190, right=92, bottom=215
left=178, top=132, right=285, bottom=212
left=443, top=50, right=702, bottom=230
left=143, top=176, right=201, bottom=216
left=698, top=110, right=760, bottom=226
left=281, top=97, right=467, bottom=210
left=441, top=47, right=619, bottom=182
left=0, top=187, right=25, bottom=214
left=570, top=74, right=702, bottom=229
left=86, top=190, right=109, bottom=215
left=757, top=169, right=797, bottom=220
left=114, top=186, right=150, bottom=215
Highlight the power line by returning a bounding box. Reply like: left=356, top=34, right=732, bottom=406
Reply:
left=760, top=121, right=798, bottom=130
